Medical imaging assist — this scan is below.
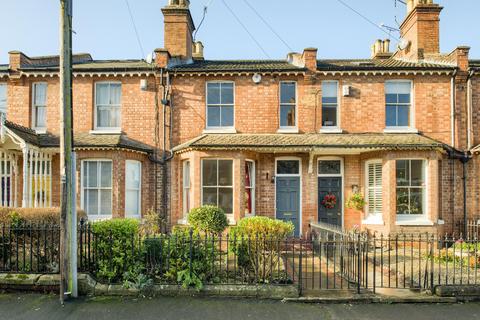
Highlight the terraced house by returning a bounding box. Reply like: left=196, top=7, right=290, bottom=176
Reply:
left=0, top=0, right=478, bottom=236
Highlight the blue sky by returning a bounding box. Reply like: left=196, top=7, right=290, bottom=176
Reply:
left=0, top=0, right=478, bottom=63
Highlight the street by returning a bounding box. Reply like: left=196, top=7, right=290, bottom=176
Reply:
left=0, top=294, right=480, bottom=320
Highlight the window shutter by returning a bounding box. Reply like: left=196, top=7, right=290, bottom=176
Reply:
left=367, top=162, right=383, bottom=215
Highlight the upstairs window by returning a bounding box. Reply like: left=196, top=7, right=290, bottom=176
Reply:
left=321, top=81, right=338, bottom=128
left=32, top=83, right=47, bottom=129
left=206, top=82, right=234, bottom=129
left=280, top=82, right=296, bottom=128
left=386, top=81, right=412, bottom=128
left=0, top=84, right=6, bottom=115
left=95, top=82, right=121, bottom=130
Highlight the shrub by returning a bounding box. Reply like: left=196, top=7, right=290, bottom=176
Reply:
left=0, top=207, right=87, bottom=225
left=91, top=219, right=140, bottom=283
left=187, top=205, right=228, bottom=234
left=229, top=217, right=294, bottom=283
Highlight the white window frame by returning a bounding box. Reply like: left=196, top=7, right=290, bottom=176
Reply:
left=274, top=156, right=302, bottom=235
left=80, top=159, right=113, bottom=220
left=201, top=158, right=235, bottom=219
left=125, top=160, right=142, bottom=218
left=94, top=81, right=122, bottom=132
left=395, top=158, right=431, bottom=225
left=0, top=83, right=7, bottom=115
left=320, top=80, right=341, bottom=133
left=245, top=159, right=255, bottom=217
left=363, top=159, right=384, bottom=225
left=278, top=81, right=298, bottom=133
left=384, top=80, right=417, bottom=133
left=182, top=160, right=191, bottom=219
left=31, top=82, right=47, bottom=131
left=205, top=81, right=236, bottom=132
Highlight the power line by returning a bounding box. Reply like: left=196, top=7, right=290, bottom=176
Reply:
left=221, top=0, right=271, bottom=59
left=194, top=0, right=215, bottom=41
left=241, top=0, right=293, bottom=52
left=334, top=0, right=401, bottom=41
left=124, top=0, right=145, bottom=58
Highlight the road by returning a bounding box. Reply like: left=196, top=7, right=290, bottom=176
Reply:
left=0, top=293, right=480, bottom=320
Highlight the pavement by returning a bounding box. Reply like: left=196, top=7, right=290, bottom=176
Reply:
left=1, top=293, right=480, bottom=320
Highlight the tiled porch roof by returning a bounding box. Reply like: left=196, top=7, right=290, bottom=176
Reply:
left=173, top=133, right=446, bottom=153
left=4, top=121, right=153, bottom=153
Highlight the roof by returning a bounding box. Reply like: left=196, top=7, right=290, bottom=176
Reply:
left=470, top=60, right=480, bottom=69
left=169, top=60, right=305, bottom=73
left=316, top=59, right=454, bottom=71
left=4, top=121, right=153, bottom=153
left=173, top=133, right=445, bottom=153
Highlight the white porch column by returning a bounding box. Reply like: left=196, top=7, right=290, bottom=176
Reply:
left=22, top=146, right=29, bottom=208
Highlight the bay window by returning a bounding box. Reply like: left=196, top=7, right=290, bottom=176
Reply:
left=82, top=160, right=112, bottom=218
left=202, top=159, right=233, bottom=215
left=386, top=81, right=412, bottom=128
left=32, top=83, right=47, bottom=129
left=206, top=82, right=234, bottom=129
left=125, top=160, right=141, bottom=217
left=245, top=160, right=255, bottom=216
left=280, top=82, right=297, bottom=129
left=95, top=82, right=121, bottom=130
left=0, top=83, right=6, bottom=115
left=396, top=159, right=426, bottom=217
left=183, top=160, right=191, bottom=217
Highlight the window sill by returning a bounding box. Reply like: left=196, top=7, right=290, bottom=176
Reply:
left=227, top=215, right=236, bottom=226
left=34, top=129, right=47, bottom=134
left=383, top=127, right=418, bottom=134
left=319, top=127, right=343, bottom=134
left=87, top=215, right=113, bottom=221
left=395, top=219, right=434, bottom=226
left=177, top=218, right=188, bottom=225
left=203, top=128, right=237, bottom=134
left=277, top=128, right=299, bottom=134
left=89, top=129, right=122, bottom=135
left=362, top=217, right=384, bottom=226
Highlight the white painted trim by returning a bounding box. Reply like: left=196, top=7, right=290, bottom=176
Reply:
left=245, top=159, right=256, bottom=217
left=80, top=159, right=113, bottom=220
left=274, top=156, right=302, bottom=236
left=317, top=156, right=344, bottom=228
left=278, top=81, right=298, bottom=131
left=319, top=128, right=343, bottom=134
left=94, top=81, right=122, bottom=131
left=89, top=130, right=122, bottom=135
left=364, top=159, right=383, bottom=223
left=383, top=127, right=418, bottom=134
left=205, top=81, right=236, bottom=131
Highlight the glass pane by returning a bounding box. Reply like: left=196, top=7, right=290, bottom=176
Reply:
left=277, top=160, right=300, bottom=175
left=318, top=160, right=341, bottom=175
left=221, top=83, right=234, bottom=104
left=36, top=106, right=46, bottom=127
left=397, top=105, right=409, bottom=126
left=207, top=106, right=221, bottom=127
left=386, top=105, right=397, bottom=127
left=322, top=97, right=337, bottom=104
left=100, top=190, right=112, bottom=215
left=221, top=106, right=234, bottom=127
left=385, top=94, right=397, bottom=104
left=97, top=106, right=111, bottom=128
left=86, top=162, right=98, bottom=187
left=85, top=190, right=98, bottom=215
left=0, top=84, right=6, bottom=113
left=202, top=187, right=217, bottom=206
left=280, top=82, right=296, bottom=104
left=207, top=83, right=220, bottom=104
left=398, top=94, right=410, bottom=104
left=218, top=160, right=233, bottom=186
left=202, top=160, right=217, bottom=186
left=125, top=190, right=139, bottom=216
left=280, top=105, right=295, bottom=127
left=396, top=160, right=409, bottom=186
left=396, top=188, right=409, bottom=215
left=110, top=83, right=121, bottom=105
left=386, top=81, right=411, bottom=94
left=218, top=187, right=233, bottom=213
left=183, top=161, right=190, bottom=187
left=126, top=161, right=141, bottom=189
left=410, top=188, right=424, bottom=215
left=322, top=106, right=337, bottom=127
left=34, top=83, right=47, bottom=106
left=322, top=82, right=337, bottom=98
left=410, top=160, right=425, bottom=186
left=100, top=161, right=112, bottom=188
left=96, top=83, right=109, bottom=105
left=245, top=162, right=253, bottom=188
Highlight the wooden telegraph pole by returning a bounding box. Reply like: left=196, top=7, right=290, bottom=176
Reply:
left=59, top=0, right=77, bottom=303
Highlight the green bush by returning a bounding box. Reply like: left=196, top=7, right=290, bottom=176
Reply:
left=229, top=217, right=294, bottom=283
left=187, top=205, right=228, bottom=234
left=0, top=207, right=87, bottom=225
left=91, top=219, right=140, bottom=283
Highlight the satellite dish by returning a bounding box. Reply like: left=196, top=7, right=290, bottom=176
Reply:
left=146, top=52, right=155, bottom=64
left=398, top=38, right=410, bottom=50
left=252, top=73, right=262, bottom=84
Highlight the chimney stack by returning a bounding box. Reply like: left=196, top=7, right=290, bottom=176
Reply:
left=397, top=0, right=442, bottom=61
left=192, top=41, right=204, bottom=60
left=371, top=39, right=392, bottom=59
left=162, top=0, right=196, bottom=61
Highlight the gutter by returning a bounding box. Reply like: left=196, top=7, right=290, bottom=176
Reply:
left=467, top=69, right=476, bottom=150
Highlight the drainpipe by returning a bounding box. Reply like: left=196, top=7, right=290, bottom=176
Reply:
left=467, top=70, right=475, bottom=150
left=451, top=69, right=458, bottom=148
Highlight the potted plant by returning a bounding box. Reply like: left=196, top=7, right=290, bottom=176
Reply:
left=346, top=193, right=367, bottom=211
